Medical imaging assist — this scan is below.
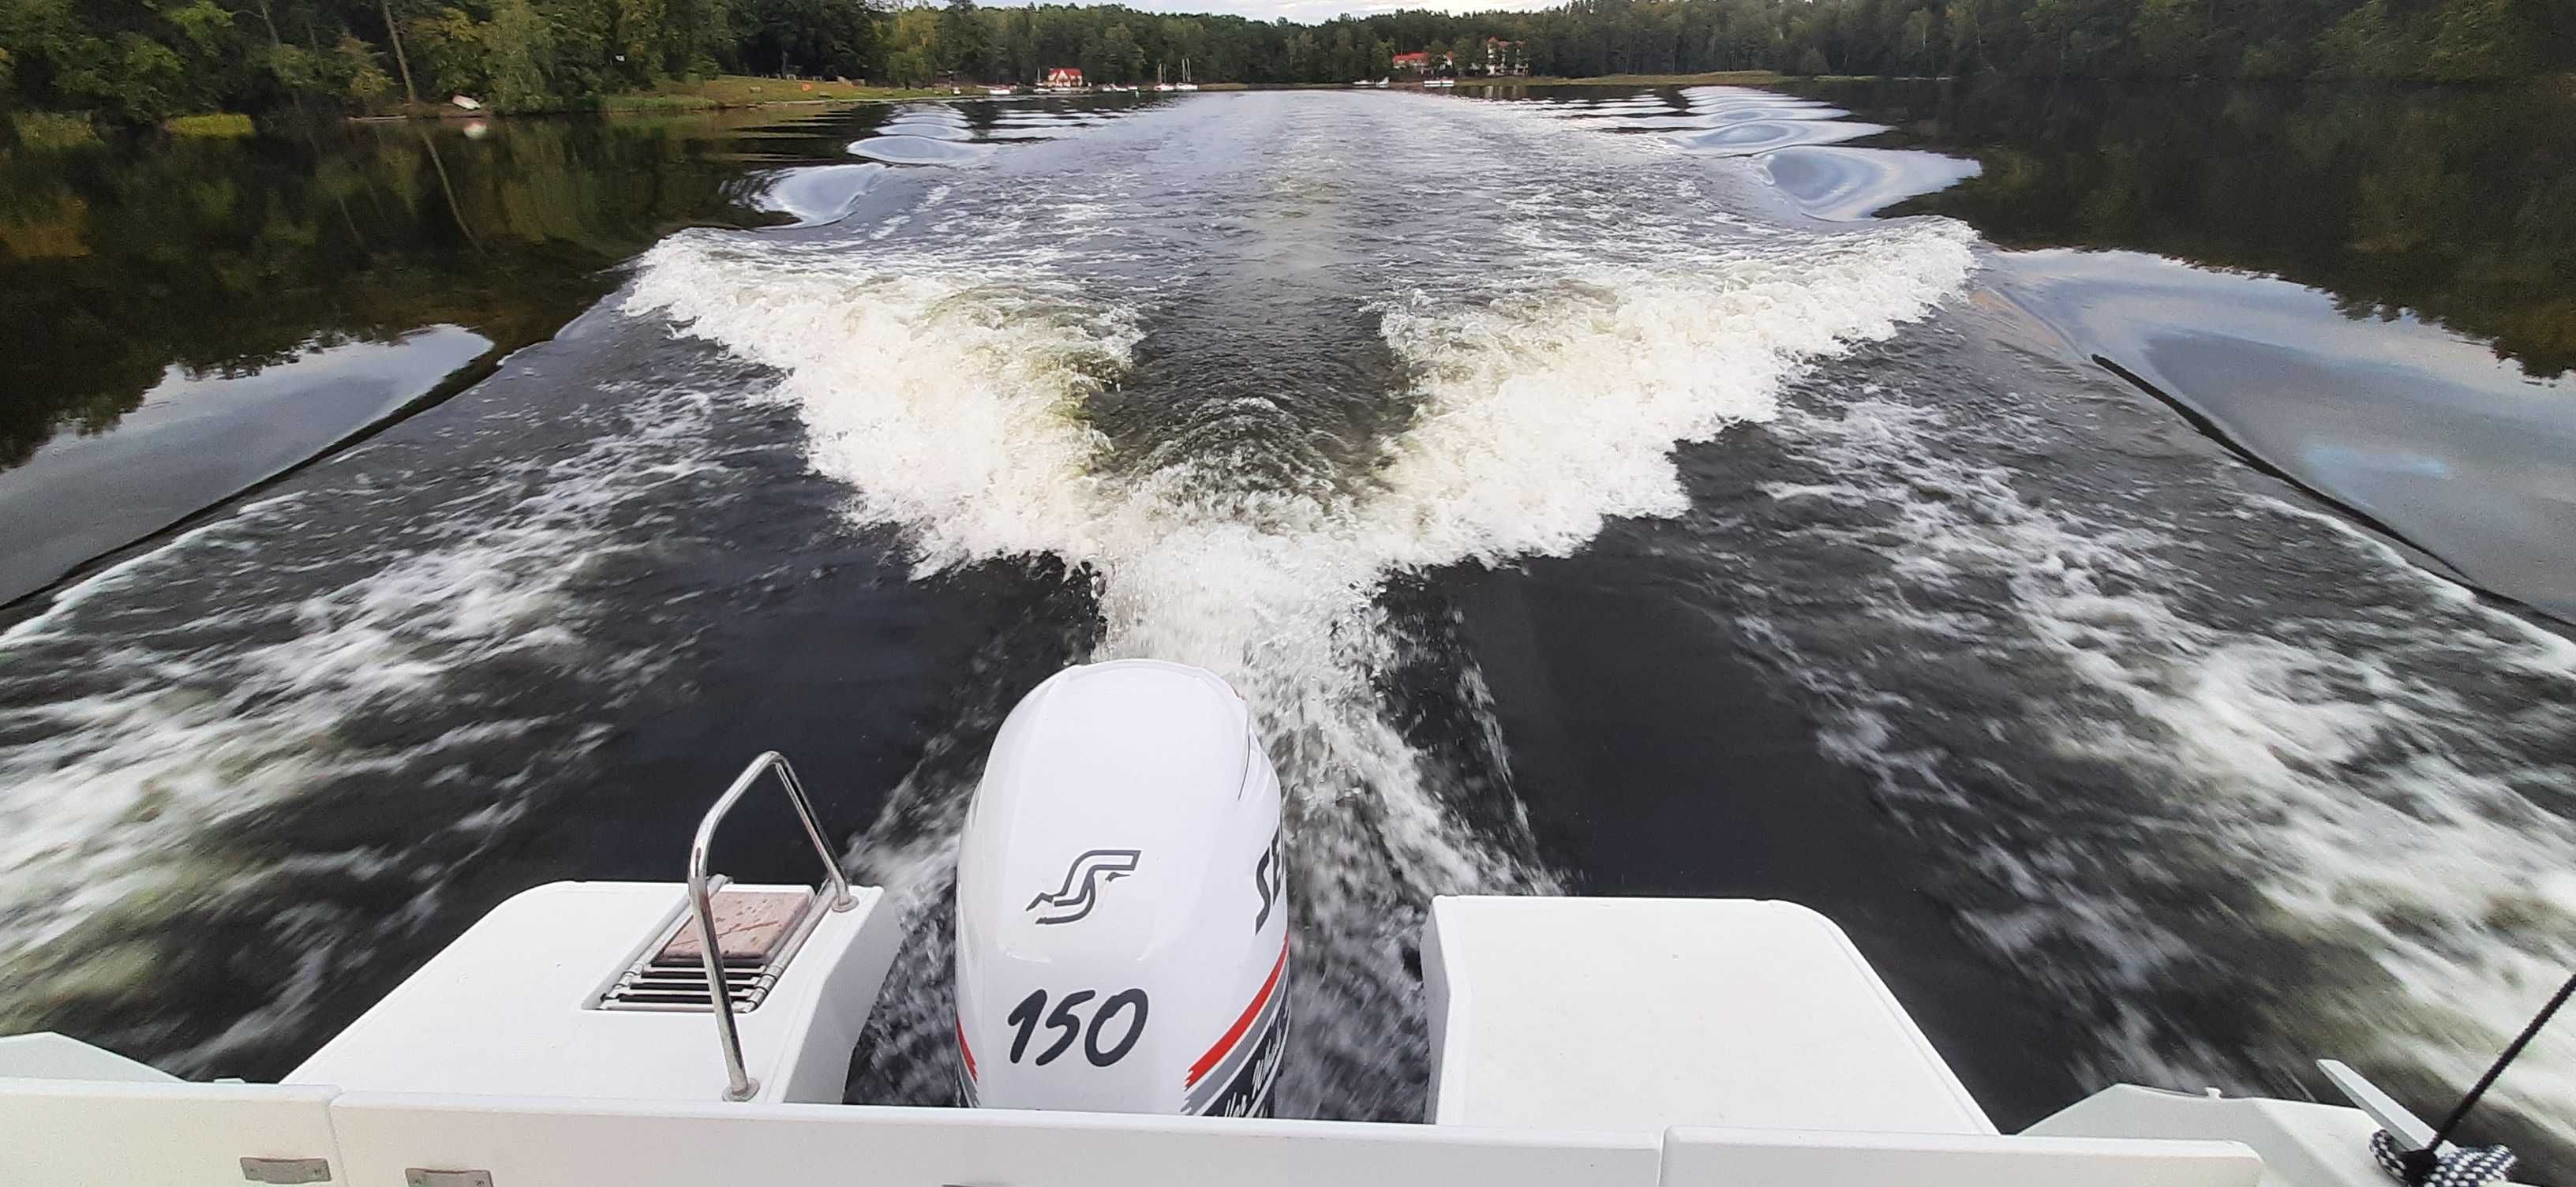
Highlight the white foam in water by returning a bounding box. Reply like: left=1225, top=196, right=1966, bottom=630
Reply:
left=1360, top=238, right=1973, bottom=565
left=1499, top=85, right=1930, bottom=217
left=1474, top=67, right=2576, bottom=1133
left=0, top=378, right=719, bottom=1068
left=628, top=94, right=1977, bottom=1116
left=1763, top=392, right=2576, bottom=1151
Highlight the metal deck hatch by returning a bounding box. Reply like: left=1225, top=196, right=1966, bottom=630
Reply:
left=596, top=886, right=819, bottom=1013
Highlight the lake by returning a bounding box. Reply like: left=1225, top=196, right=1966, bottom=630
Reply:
left=1, top=81, right=2570, bottom=1170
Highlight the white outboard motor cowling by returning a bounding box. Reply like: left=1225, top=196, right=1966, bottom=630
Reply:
left=954, top=660, right=1289, bottom=1115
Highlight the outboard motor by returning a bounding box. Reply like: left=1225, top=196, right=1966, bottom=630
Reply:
left=954, top=660, right=1290, bottom=1115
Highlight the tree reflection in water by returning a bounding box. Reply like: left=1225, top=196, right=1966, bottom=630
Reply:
left=0, top=109, right=822, bottom=470
left=1799, top=76, right=2576, bottom=380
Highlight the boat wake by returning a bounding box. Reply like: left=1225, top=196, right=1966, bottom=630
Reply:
left=1472, top=80, right=2576, bottom=1157
left=1, top=84, right=2559, bottom=1159
left=627, top=92, right=1975, bottom=1118
left=0, top=342, right=728, bottom=1072
left=1747, top=366, right=2576, bottom=1157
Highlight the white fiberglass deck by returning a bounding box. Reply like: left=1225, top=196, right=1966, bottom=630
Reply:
left=1425, top=896, right=1994, bottom=1133
left=286, top=881, right=900, bottom=1104
left=0, top=887, right=2290, bottom=1187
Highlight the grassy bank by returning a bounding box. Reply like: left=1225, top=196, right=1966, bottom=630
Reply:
left=1455, top=70, right=1786, bottom=86
left=379, top=74, right=957, bottom=118
left=630, top=75, right=957, bottom=107
left=9, top=110, right=256, bottom=141
left=9, top=111, right=100, bottom=148
left=163, top=113, right=256, bottom=137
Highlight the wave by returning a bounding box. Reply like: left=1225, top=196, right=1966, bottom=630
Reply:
left=0, top=373, right=721, bottom=1070
left=625, top=110, right=1976, bottom=1113
left=1757, top=388, right=2576, bottom=1154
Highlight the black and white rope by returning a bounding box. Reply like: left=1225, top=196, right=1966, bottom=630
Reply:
left=2369, top=1129, right=2515, bottom=1187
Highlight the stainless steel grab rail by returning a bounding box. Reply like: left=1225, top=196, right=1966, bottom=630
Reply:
left=687, top=751, right=857, bottom=1102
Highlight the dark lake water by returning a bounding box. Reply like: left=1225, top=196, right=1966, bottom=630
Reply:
left=2, top=81, right=2570, bottom=1170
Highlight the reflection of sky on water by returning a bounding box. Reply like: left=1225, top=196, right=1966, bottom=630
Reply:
left=811, top=85, right=2572, bottom=620
left=1485, top=85, right=1958, bottom=216
left=877, top=122, right=975, bottom=142
left=747, top=163, right=889, bottom=227
left=748, top=100, right=1150, bottom=219
left=0, top=326, right=492, bottom=602
left=835, top=99, right=1154, bottom=166
left=739, top=99, right=1155, bottom=227
left=1477, top=81, right=2576, bottom=622
left=1669, top=118, right=1883, bottom=155
left=1761, top=146, right=1981, bottom=221
left=1994, top=249, right=2576, bottom=618
left=848, top=134, right=998, bottom=167
left=2305, top=444, right=2450, bottom=479
left=878, top=110, right=975, bottom=141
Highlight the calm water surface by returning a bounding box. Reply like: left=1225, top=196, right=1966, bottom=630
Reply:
left=2, top=83, right=2570, bottom=1170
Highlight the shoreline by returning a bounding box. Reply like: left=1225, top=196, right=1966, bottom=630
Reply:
left=36, top=69, right=2569, bottom=129
left=1453, top=71, right=1788, bottom=87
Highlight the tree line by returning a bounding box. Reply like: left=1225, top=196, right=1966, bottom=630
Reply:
left=2, top=0, right=2567, bottom=124
left=1820, top=76, right=2576, bottom=377
left=2, top=114, right=747, bottom=467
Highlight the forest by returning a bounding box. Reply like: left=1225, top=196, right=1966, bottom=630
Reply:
left=0, top=0, right=2568, bottom=123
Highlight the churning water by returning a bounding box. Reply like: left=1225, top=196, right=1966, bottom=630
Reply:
left=1, top=89, right=2569, bottom=1163
left=630, top=91, right=1972, bottom=1117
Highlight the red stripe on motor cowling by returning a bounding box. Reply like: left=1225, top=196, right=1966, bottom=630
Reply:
left=1187, top=936, right=1290, bottom=1088
left=957, top=1018, right=977, bottom=1079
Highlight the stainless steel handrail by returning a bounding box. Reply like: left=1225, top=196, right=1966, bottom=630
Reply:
left=687, top=751, right=858, bottom=1102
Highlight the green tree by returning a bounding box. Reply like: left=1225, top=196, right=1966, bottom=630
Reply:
left=485, top=0, right=551, bottom=108
left=1897, top=9, right=1934, bottom=74
left=736, top=0, right=882, bottom=81
left=1, top=0, right=2570, bottom=122
left=2421, top=0, right=2534, bottom=80
left=938, top=0, right=986, bottom=78
left=2130, top=0, right=2209, bottom=74
left=2317, top=0, right=2406, bottom=77
left=335, top=33, right=394, bottom=100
